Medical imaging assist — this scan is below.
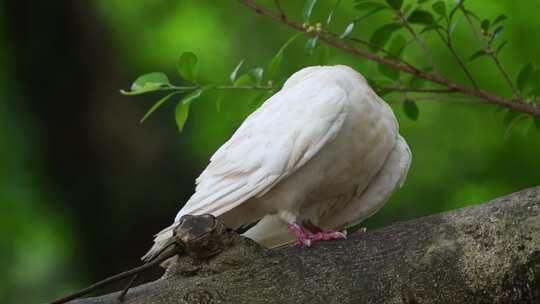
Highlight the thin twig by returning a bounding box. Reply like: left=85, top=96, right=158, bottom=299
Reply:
left=237, top=0, right=540, bottom=118
left=334, top=34, right=417, bottom=69
left=387, top=95, right=486, bottom=105
left=121, top=84, right=275, bottom=95
left=459, top=5, right=521, bottom=99
left=435, top=29, right=479, bottom=89
left=376, top=86, right=457, bottom=94
left=170, top=84, right=274, bottom=91
left=398, top=12, right=438, bottom=73
left=118, top=273, right=139, bottom=301
left=491, top=55, right=520, bottom=97
left=274, top=0, right=286, bottom=20
left=414, top=95, right=486, bottom=104
left=49, top=243, right=183, bottom=304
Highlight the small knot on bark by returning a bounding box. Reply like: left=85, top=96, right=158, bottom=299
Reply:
left=164, top=214, right=267, bottom=277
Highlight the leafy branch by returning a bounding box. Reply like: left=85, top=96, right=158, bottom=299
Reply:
left=237, top=0, right=540, bottom=126
left=122, top=0, right=540, bottom=132
left=458, top=3, right=519, bottom=98
left=121, top=52, right=275, bottom=131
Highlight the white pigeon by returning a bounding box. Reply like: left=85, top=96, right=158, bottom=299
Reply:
left=142, top=65, right=411, bottom=261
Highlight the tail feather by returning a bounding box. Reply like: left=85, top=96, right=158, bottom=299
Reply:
left=141, top=223, right=177, bottom=262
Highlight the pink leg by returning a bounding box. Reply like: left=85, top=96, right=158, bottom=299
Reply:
left=305, top=221, right=347, bottom=242
left=310, top=230, right=347, bottom=242
left=287, top=223, right=312, bottom=246
left=289, top=222, right=347, bottom=246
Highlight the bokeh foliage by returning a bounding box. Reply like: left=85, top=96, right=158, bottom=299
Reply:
left=1, top=1, right=539, bottom=303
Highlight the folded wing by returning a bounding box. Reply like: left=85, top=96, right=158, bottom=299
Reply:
left=142, top=79, right=348, bottom=261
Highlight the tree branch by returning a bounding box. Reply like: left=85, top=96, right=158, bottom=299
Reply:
left=375, top=86, right=457, bottom=94
left=64, top=186, right=540, bottom=304
left=237, top=0, right=540, bottom=118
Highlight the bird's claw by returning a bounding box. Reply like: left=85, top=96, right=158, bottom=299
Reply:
left=310, top=230, right=347, bottom=242
left=288, top=223, right=346, bottom=246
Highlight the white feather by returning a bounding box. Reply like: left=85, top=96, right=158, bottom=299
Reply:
left=143, top=65, right=411, bottom=260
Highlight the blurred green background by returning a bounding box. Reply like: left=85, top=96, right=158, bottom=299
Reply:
left=1, top=0, right=539, bottom=303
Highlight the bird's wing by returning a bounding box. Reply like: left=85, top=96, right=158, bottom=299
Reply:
left=321, top=134, right=412, bottom=229
left=176, top=82, right=348, bottom=220
left=142, top=82, right=347, bottom=261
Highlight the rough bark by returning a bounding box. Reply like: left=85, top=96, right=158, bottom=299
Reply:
left=71, top=187, right=540, bottom=304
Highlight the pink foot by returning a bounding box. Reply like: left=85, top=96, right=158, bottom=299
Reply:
left=310, top=230, right=347, bottom=242
left=287, top=223, right=312, bottom=246
left=288, top=223, right=347, bottom=246
left=305, top=221, right=347, bottom=242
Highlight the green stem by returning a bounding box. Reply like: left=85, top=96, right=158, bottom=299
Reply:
left=459, top=6, right=521, bottom=99
left=435, top=29, right=479, bottom=89
left=398, top=12, right=438, bottom=74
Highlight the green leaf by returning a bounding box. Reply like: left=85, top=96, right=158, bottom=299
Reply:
left=389, top=35, right=407, bottom=56
left=529, top=82, right=540, bottom=97
left=408, top=9, right=435, bottom=24
left=516, top=62, right=534, bottom=91
left=386, top=0, right=402, bottom=10
left=432, top=1, right=447, bottom=17
left=489, top=26, right=504, bottom=44
left=448, top=0, right=464, bottom=20
left=175, top=102, right=190, bottom=132
left=177, top=52, right=198, bottom=83
left=182, top=88, right=203, bottom=105
left=175, top=86, right=210, bottom=132
left=369, top=24, right=401, bottom=51
left=448, top=17, right=461, bottom=35
left=420, top=23, right=443, bottom=34
left=418, top=0, right=431, bottom=3
left=469, top=50, right=487, bottom=62
left=249, top=67, right=264, bottom=86
left=305, top=36, right=319, bottom=55
left=139, top=92, right=177, bottom=123
left=502, top=109, right=519, bottom=126
left=493, top=14, right=507, bottom=25
left=403, top=99, right=419, bottom=121
left=340, top=23, right=355, bottom=38
left=403, top=3, right=414, bottom=15
left=480, top=19, right=490, bottom=33
left=496, top=40, right=508, bottom=55
left=504, top=114, right=532, bottom=139
left=230, top=60, right=244, bottom=84
left=266, top=33, right=302, bottom=81
left=535, top=118, right=540, bottom=131
left=267, top=54, right=283, bottom=81
left=326, top=0, right=342, bottom=25
left=234, top=74, right=254, bottom=86
left=303, top=0, right=317, bottom=22
left=124, top=72, right=170, bottom=95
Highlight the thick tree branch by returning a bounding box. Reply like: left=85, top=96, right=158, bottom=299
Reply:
left=65, top=186, right=540, bottom=304
left=237, top=0, right=540, bottom=118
